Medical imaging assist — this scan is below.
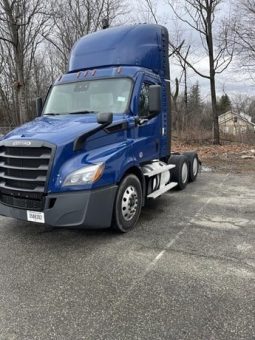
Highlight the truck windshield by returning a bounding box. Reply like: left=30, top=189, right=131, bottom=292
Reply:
left=43, top=78, right=132, bottom=115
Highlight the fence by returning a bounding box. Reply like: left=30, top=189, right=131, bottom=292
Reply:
left=0, top=126, right=16, bottom=137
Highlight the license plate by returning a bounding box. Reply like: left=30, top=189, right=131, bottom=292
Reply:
left=27, top=211, right=45, bottom=223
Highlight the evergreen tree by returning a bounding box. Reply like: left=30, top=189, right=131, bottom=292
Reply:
left=247, top=99, right=255, bottom=122
left=217, top=94, right=232, bottom=115
left=188, top=82, right=202, bottom=113
left=185, top=82, right=204, bottom=130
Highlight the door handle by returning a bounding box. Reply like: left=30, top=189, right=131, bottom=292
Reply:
left=135, top=117, right=149, bottom=126
left=155, top=140, right=159, bottom=152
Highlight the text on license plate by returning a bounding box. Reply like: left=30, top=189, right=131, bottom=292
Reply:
left=27, top=211, right=45, bottom=223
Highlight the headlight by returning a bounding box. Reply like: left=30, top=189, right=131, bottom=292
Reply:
left=63, top=163, right=104, bottom=187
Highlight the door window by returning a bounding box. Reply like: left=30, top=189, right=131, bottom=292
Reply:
left=138, top=83, right=150, bottom=117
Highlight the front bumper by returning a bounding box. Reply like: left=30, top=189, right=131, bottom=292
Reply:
left=0, top=185, right=118, bottom=228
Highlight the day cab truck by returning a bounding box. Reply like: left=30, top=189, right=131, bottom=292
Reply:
left=0, top=24, right=199, bottom=232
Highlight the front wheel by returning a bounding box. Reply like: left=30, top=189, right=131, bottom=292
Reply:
left=112, top=174, right=142, bottom=233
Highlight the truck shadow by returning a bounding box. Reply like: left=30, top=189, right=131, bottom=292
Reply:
left=3, top=195, right=175, bottom=247
left=140, top=196, right=174, bottom=221
left=34, top=196, right=172, bottom=234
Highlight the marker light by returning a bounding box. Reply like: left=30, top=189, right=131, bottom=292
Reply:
left=63, top=163, right=105, bottom=187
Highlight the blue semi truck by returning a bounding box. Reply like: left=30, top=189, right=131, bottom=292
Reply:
left=0, top=24, right=199, bottom=232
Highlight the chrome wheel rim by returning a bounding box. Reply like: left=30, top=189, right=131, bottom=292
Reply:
left=193, top=157, right=198, bottom=176
left=182, top=162, right=188, bottom=184
left=121, top=185, right=138, bottom=221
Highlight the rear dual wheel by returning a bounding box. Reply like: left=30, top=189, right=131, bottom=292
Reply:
left=183, top=152, right=199, bottom=182
left=169, top=155, right=189, bottom=190
left=169, top=152, right=199, bottom=190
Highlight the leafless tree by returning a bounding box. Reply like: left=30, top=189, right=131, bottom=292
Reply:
left=231, top=93, right=253, bottom=115
left=133, top=0, right=160, bottom=23
left=170, top=45, right=191, bottom=134
left=233, top=0, right=255, bottom=79
left=0, top=0, right=127, bottom=126
left=45, top=0, right=127, bottom=73
left=167, top=0, right=235, bottom=144
left=0, top=37, right=20, bottom=125
left=0, top=0, right=51, bottom=123
left=172, top=42, right=191, bottom=116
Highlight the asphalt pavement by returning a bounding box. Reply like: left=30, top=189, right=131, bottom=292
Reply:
left=0, top=172, right=254, bottom=340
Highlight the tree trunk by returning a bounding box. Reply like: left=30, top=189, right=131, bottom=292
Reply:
left=210, top=72, right=220, bottom=144
left=207, top=5, right=220, bottom=145
left=16, top=54, right=28, bottom=124
left=17, top=83, right=28, bottom=124
left=172, top=78, right=179, bottom=134
left=184, top=65, right=188, bottom=130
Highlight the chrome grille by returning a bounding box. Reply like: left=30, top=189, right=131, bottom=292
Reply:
left=0, top=141, right=54, bottom=210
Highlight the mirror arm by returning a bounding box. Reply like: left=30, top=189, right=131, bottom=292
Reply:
left=74, top=112, right=113, bottom=151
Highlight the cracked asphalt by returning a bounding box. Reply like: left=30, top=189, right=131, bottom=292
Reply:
left=0, top=171, right=254, bottom=340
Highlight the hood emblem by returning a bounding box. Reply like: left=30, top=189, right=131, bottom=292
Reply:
left=12, top=140, right=32, bottom=146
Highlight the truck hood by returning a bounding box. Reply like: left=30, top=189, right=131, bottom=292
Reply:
left=3, top=114, right=125, bottom=146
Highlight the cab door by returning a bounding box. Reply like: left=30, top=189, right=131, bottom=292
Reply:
left=133, top=77, right=161, bottom=163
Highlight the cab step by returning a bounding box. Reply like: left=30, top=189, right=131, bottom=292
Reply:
left=147, top=182, right=178, bottom=199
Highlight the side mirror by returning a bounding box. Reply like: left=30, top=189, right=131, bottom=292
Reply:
left=148, top=85, right=161, bottom=114
left=97, top=112, right=113, bottom=125
left=36, top=97, right=43, bottom=116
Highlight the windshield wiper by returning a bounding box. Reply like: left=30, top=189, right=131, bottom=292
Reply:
left=44, top=111, right=96, bottom=116
left=44, top=113, right=62, bottom=116
left=68, top=110, right=96, bottom=114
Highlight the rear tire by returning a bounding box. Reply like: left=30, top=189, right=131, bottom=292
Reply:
left=168, top=155, right=189, bottom=190
left=112, top=174, right=142, bottom=233
left=183, top=152, right=199, bottom=182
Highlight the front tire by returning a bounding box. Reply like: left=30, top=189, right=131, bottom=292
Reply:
left=112, top=174, right=142, bottom=233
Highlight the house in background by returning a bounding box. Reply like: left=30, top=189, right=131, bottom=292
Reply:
left=219, top=111, right=255, bottom=136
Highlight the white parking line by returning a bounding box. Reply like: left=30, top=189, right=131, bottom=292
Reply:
left=145, top=171, right=231, bottom=274
left=90, top=172, right=232, bottom=338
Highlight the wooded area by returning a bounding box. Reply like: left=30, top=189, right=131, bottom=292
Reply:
left=0, top=0, right=255, bottom=144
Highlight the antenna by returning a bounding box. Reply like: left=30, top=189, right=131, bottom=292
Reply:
left=102, top=18, right=109, bottom=29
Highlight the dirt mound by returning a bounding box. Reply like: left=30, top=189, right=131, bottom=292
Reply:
left=172, top=141, right=255, bottom=173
